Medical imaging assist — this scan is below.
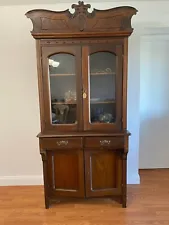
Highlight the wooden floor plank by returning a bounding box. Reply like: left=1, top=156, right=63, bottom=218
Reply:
left=0, top=170, right=169, bottom=225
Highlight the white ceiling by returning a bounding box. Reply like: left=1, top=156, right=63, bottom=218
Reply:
left=0, top=0, right=169, bottom=6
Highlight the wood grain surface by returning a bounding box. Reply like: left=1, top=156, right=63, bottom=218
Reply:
left=0, top=169, right=169, bottom=225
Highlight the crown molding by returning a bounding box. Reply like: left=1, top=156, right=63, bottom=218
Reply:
left=1, top=0, right=169, bottom=6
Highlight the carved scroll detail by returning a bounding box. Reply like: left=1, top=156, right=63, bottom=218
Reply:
left=70, top=1, right=95, bottom=31
left=40, top=150, right=47, bottom=162
left=71, top=1, right=94, bottom=18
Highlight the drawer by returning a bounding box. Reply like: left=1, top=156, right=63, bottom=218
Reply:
left=84, top=137, right=124, bottom=149
left=40, top=137, right=83, bottom=150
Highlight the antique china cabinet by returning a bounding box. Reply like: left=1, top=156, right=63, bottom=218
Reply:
left=26, top=1, right=137, bottom=208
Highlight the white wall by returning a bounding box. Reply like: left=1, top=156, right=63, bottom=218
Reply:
left=139, top=35, right=169, bottom=168
left=1, top=1, right=169, bottom=185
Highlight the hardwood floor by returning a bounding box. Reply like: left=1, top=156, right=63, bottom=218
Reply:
left=0, top=170, right=169, bottom=225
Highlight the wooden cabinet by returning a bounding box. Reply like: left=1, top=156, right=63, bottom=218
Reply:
left=26, top=1, right=137, bottom=208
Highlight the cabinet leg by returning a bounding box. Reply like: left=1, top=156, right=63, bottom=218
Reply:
left=122, top=152, right=127, bottom=208
left=40, top=149, right=50, bottom=209
left=45, top=197, right=50, bottom=209
left=122, top=195, right=126, bottom=208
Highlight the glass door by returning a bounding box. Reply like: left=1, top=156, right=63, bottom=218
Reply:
left=82, top=44, right=123, bottom=131
left=42, top=46, right=82, bottom=132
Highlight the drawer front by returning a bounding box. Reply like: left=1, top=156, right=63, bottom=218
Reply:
left=84, top=137, right=124, bottom=149
left=40, top=137, right=83, bottom=150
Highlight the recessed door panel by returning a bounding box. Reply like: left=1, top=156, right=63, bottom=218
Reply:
left=85, top=150, right=122, bottom=197
left=47, top=149, right=84, bottom=197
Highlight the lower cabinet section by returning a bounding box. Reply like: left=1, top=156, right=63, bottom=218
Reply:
left=40, top=136, right=127, bottom=208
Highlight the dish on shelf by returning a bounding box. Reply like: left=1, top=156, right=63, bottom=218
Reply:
left=90, top=98, right=100, bottom=102
left=99, top=113, right=113, bottom=123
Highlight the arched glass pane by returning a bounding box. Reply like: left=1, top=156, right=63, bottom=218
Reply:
left=89, top=52, right=116, bottom=124
left=48, top=53, right=77, bottom=125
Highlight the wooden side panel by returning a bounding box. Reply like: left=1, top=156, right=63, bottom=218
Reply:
left=47, top=149, right=84, bottom=197
left=122, top=37, right=128, bottom=130
left=85, top=150, right=122, bottom=197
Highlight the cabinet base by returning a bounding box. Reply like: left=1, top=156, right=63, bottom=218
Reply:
left=44, top=196, right=127, bottom=209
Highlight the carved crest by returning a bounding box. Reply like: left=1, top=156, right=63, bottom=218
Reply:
left=70, top=1, right=94, bottom=31
left=71, top=1, right=94, bottom=18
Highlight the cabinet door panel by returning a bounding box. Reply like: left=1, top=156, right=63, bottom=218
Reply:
left=42, top=46, right=82, bottom=132
left=82, top=44, right=123, bottom=131
left=47, top=149, right=84, bottom=197
left=85, top=150, right=122, bottom=197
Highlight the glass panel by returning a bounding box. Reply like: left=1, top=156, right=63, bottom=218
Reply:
left=48, top=53, right=77, bottom=125
left=89, top=52, right=116, bottom=124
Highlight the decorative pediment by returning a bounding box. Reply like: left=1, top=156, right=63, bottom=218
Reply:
left=26, top=1, right=137, bottom=38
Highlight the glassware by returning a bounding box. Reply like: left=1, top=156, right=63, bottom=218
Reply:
left=89, top=52, right=116, bottom=124
left=48, top=53, right=77, bottom=124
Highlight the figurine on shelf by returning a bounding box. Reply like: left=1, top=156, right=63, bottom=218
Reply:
left=64, top=90, right=76, bottom=104
left=49, top=58, right=60, bottom=74
left=53, top=104, right=69, bottom=124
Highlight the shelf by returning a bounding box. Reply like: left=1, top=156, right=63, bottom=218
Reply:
left=91, top=72, right=115, bottom=76
left=49, top=72, right=115, bottom=76
left=52, top=102, right=76, bottom=105
left=90, top=101, right=115, bottom=104
left=50, top=73, right=75, bottom=76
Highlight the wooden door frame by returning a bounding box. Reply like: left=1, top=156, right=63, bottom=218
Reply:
left=41, top=45, right=83, bottom=133
left=82, top=43, right=123, bottom=131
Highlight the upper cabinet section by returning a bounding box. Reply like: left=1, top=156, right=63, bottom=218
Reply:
left=26, top=1, right=137, bottom=39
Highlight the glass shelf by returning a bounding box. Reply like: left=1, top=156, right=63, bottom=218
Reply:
left=49, top=72, right=115, bottom=77
left=90, top=72, right=115, bottom=76
left=52, top=102, right=77, bottom=105
left=89, top=52, right=116, bottom=124
left=49, top=53, right=77, bottom=125
left=50, top=73, right=75, bottom=76
left=90, top=101, right=115, bottom=104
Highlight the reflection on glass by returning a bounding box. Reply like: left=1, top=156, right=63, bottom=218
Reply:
left=49, top=53, right=77, bottom=125
left=89, top=52, right=116, bottom=124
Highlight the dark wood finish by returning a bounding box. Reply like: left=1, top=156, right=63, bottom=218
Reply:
left=40, top=137, right=83, bottom=150
left=46, top=149, right=85, bottom=198
left=40, top=38, right=126, bottom=46
left=26, top=2, right=137, bottom=39
left=85, top=150, right=122, bottom=197
left=84, top=137, right=124, bottom=149
left=42, top=45, right=82, bottom=132
left=26, top=2, right=137, bottom=208
left=36, top=40, right=45, bottom=132
left=37, top=131, right=131, bottom=138
left=82, top=44, right=123, bottom=131
left=40, top=150, right=49, bottom=209
left=122, top=37, right=128, bottom=130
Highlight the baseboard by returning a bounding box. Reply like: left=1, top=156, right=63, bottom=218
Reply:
left=127, top=172, right=140, bottom=184
left=0, top=173, right=140, bottom=186
left=0, top=175, right=43, bottom=186
left=139, top=168, right=169, bottom=171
